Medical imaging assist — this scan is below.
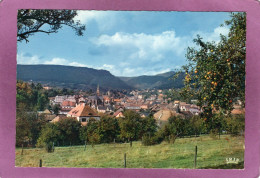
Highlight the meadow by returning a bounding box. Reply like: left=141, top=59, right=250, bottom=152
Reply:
left=15, top=134, right=244, bottom=169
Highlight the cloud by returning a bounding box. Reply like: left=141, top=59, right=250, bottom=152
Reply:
left=17, top=53, right=40, bottom=64
left=192, top=26, right=229, bottom=43
left=44, top=58, right=93, bottom=68
left=74, top=10, right=117, bottom=30
left=17, top=24, right=230, bottom=77
left=43, top=58, right=68, bottom=65
left=93, top=31, right=185, bottom=61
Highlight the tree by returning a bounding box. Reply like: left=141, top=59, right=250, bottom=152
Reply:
left=36, top=123, right=60, bottom=150
left=99, top=116, right=120, bottom=143
left=118, top=110, right=143, bottom=147
left=86, top=118, right=101, bottom=147
left=163, top=116, right=187, bottom=144
left=143, top=117, right=158, bottom=138
left=56, top=118, right=81, bottom=146
left=16, top=111, right=47, bottom=146
left=79, top=126, right=88, bottom=143
left=180, top=12, right=245, bottom=119
left=52, top=104, right=61, bottom=115
left=17, top=10, right=85, bottom=42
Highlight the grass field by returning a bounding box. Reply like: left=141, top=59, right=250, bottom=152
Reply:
left=15, top=134, right=244, bottom=169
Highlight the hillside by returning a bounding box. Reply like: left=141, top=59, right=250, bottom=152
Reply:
left=17, top=65, right=133, bottom=90
left=119, top=72, right=185, bottom=90
left=17, top=65, right=185, bottom=90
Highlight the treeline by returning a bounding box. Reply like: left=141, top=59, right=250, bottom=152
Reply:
left=16, top=80, right=76, bottom=111
left=16, top=109, right=245, bottom=151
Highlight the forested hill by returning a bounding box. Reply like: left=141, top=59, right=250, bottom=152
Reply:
left=17, top=64, right=184, bottom=90
left=119, top=71, right=185, bottom=90
left=17, top=64, right=133, bottom=90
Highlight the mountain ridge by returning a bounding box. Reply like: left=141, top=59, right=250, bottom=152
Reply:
left=17, top=64, right=184, bottom=90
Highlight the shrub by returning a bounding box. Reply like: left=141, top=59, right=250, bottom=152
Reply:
left=209, top=129, right=218, bottom=139
left=142, top=132, right=164, bottom=146
left=45, top=142, right=54, bottom=153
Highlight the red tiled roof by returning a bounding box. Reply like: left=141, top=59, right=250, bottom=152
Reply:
left=61, top=101, right=76, bottom=107
left=68, top=103, right=99, bottom=117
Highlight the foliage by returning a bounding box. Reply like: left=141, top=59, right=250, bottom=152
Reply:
left=180, top=12, right=246, bottom=119
left=99, top=116, right=120, bottom=143
left=86, top=118, right=101, bottom=147
left=56, top=118, right=82, bottom=146
left=16, top=111, right=47, bottom=147
left=36, top=123, right=60, bottom=149
left=16, top=80, right=49, bottom=111
left=119, top=72, right=185, bottom=90
left=17, top=10, right=85, bottom=42
left=142, top=129, right=164, bottom=146
left=79, top=126, right=88, bottom=142
left=142, top=116, right=158, bottom=137
left=163, top=116, right=188, bottom=139
left=118, top=110, right=144, bottom=145
left=224, top=114, right=245, bottom=136
left=52, top=104, right=61, bottom=115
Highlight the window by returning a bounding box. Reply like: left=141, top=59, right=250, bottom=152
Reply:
left=82, top=118, right=86, bottom=122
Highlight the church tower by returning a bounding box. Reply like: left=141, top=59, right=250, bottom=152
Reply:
left=96, top=84, right=100, bottom=96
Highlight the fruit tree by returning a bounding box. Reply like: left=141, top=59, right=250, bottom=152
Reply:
left=180, top=12, right=246, bottom=119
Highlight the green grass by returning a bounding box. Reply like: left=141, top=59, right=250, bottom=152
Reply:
left=15, top=135, right=244, bottom=169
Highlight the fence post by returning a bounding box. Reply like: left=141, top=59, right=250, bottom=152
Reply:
left=52, top=142, right=55, bottom=152
left=39, top=159, right=42, bottom=167
left=84, top=140, right=86, bottom=151
left=124, top=153, right=126, bottom=168
left=21, top=144, right=24, bottom=155
left=194, top=145, right=197, bottom=169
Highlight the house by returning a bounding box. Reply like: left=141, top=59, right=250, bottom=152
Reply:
left=88, top=95, right=104, bottom=106
left=67, top=103, right=100, bottom=123
left=59, top=100, right=76, bottom=115
left=125, top=104, right=141, bottom=111
left=140, top=104, right=149, bottom=110
left=174, top=100, right=180, bottom=107
left=153, top=109, right=179, bottom=127
left=189, top=108, right=200, bottom=115
left=103, top=95, right=111, bottom=104
left=43, top=86, right=52, bottom=90
left=179, top=102, right=191, bottom=112
left=38, top=109, right=56, bottom=122
left=114, top=108, right=124, bottom=118
left=38, top=109, right=52, bottom=115
left=97, top=105, right=113, bottom=113
left=140, top=112, right=149, bottom=118
left=153, top=109, right=178, bottom=122
left=51, top=115, right=76, bottom=123
left=54, top=95, right=76, bottom=104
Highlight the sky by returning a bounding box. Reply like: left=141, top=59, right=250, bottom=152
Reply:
left=17, top=11, right=231, bottom=77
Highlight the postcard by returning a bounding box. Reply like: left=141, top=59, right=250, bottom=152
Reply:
left=0, top=0, right=260, bottom=178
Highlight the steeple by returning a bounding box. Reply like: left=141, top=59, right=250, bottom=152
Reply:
left=97, top=84, right=100, bottom=96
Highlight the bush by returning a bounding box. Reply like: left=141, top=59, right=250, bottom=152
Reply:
left=224, top=114, right=245, bottom=136
left=209, top=129, right=218, bottom=139
left=45, top=142, right=54, bottom=153
left=142, top=132, right=164, bottom=146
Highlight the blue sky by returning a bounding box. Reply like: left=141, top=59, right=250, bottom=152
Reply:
left=17, top=11, right=231, bottom=77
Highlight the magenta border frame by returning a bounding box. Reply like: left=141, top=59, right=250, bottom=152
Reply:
left=0, top=0, right=260, bottom=177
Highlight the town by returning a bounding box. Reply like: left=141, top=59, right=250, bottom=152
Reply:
left=40, top=85, right=243, bottom=127
left=41, top=85, right=200, bottom=125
